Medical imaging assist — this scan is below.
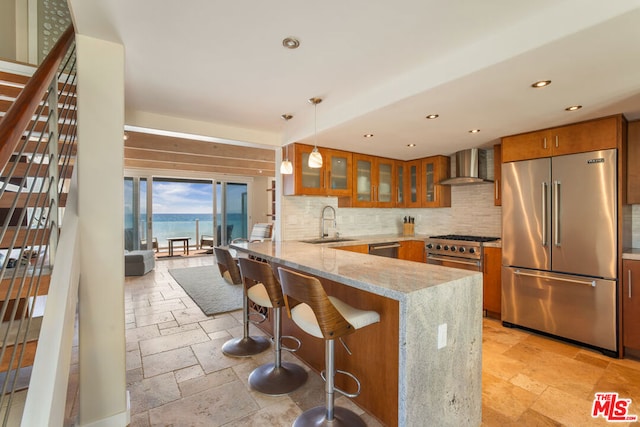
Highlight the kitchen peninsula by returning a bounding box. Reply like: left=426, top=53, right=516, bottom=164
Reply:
left=230, top=240, right=482, bottom=427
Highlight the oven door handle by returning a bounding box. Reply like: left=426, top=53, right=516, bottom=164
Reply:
left=369, top=243, right=401, bottom=250
left=427, top=254, right=481, bottom=268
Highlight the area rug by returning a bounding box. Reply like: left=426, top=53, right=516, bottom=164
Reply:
left=168, top=265, right=242, bottom=316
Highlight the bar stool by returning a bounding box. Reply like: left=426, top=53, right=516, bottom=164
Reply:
left=238, top=258, right=308, bottom=395
left=214, top=247, right=270, bottom=357
left=277, top=267, right=380, bottom=427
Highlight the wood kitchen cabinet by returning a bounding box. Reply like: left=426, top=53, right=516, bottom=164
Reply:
left=421, top=155, right=451, bottom=208
left=482, top=246, right=501, bottom=318
left=395, top=161, right=405, bottom=207
left=336, top=244, right=369, bottom=254
left=627, top=120, right=640, bottom=204
left=398, top=240, right=425, bottom=262
left=493, top=144, right=502, bottom=206
left=404, top=160, right=422, bottom=208
left=352, top=154, right=395, bottom=208
left=283, top=143, right=352, bottom=197
left=623, top=259, right=640, bottom=352
left=502, top=115, right=622, bottom=163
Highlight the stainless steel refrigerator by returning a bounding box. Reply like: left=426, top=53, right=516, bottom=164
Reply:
left=501, top=149, right=618, bottom=356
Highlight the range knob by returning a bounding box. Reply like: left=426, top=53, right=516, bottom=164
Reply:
left=426, top=243, right=433, bottom=249
left=443, top=245, right=449, bottom=251
left=459, top=247, right=466, bottom=253
left=436, top=244, right=442, bottom=250
left=469, top=248, right=476, bottom=254
left=450, top=246, right=457, bottom=252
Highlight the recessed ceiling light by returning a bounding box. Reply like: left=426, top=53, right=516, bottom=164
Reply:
left=363, top=133, right=374, bottom=138
left=469, top=129, right=480, bottom=133
left=565, top=105, right=582, bottom=111
left=425, top=114, right=439, bottom=119
left=531, top=80, right=552, bottom=88
left=407, top=143, right=416, bottom=147
left=282, top=37, right=300, bottom=49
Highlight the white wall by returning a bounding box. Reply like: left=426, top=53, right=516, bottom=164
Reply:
left=76, top=34, right=128, bottom=426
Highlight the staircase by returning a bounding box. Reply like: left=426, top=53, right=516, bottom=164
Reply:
left=0, top=26, right=78, bottom=426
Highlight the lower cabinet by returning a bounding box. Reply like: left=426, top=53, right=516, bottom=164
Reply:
left=336, top=244, right=369, bottom=254
left=623, top=260, right=640, bottom=353
left=482, top=246, right=501, bottom=318
left=398, top=240, right=425, bottom=262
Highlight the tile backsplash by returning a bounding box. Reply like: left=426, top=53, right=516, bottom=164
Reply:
left=281, top=184, right=501, bottom=241
left=633, top=205, right=640, bottom=248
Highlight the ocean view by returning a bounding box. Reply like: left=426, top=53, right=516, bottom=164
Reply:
left=127, top=213, right=248, bottom=249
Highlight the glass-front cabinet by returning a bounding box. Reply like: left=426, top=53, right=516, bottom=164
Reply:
left=404, top=160, right=422, bottom=208
left=395, top=161, right=405, bottom=207
left=421, top=155, right=451, bottom=208
left=283, top=143, right=451, bottom=209
left=283, top=143, right=352, bottom=197
left=352, top=154, right=395, bottom=207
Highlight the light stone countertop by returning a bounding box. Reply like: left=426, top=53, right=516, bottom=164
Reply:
left=230, top=240, right=480, bottom=301
left=230, top=239, right=483, bottom=426
left=622, top=249, right=640, bottom=260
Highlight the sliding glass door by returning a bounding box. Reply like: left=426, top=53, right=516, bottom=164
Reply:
left=125, top=176, right=250, bottom=253
left=215, top=181, right=248, bottom=245
left=124, top=177, right=148, bottom=251
left=152, top=178, right=213, bottom=251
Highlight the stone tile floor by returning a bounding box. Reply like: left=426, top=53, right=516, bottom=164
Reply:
left=126, top=255, right=640, bottom=426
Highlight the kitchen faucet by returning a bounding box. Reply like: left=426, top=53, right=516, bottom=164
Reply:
left=320, top=205, right=336, bottom=239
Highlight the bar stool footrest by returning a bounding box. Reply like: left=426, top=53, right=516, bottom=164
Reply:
left=320, top=369, right=361, bottom=398
left=280, top=335, right=302, bottom=353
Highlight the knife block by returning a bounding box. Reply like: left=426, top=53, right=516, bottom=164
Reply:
left=403, top=223, right=414, bottom=236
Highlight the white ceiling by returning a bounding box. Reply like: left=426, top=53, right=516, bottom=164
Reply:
left=69, top=0, right=640, bottom=161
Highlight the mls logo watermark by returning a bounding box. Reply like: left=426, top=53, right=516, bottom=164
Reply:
left=592, top=392, right=638, bottom=422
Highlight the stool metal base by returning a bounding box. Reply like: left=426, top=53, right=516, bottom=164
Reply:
left=249, top=362, right=308, bottom=395
left=293, top=406, right=366, bottom=427
left=221, top=336, right=270, bottom=357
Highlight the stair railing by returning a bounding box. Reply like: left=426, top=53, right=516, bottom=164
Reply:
left=0, top=25, right=77, bottom=426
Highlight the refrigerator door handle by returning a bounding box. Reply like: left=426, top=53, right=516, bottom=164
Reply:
left=554, top=180, right=561, bottom=247
left=541, top=182, right=548, bottom=246
left=514, top=269, right=596, bottom=287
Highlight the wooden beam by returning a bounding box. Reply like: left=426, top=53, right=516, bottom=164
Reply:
left=125, top=131, right=275, bottom=162
left=124, top=147, right=273, bottom=170
left=124, top=159, right=274, bottom=177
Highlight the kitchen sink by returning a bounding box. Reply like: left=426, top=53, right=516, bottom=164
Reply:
left=300, top=237, right=355, bottom=244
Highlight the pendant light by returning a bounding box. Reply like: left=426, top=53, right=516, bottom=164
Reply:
left=308, top=97, right=323, bottom=168
left=280, top=114, right=293, bottom=175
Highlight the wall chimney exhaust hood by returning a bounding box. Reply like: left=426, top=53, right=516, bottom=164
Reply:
left=439, top=148, right=493, bottom=185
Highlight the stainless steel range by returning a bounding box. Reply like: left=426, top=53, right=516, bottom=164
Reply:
left=425, top=235, right=500, bottom=272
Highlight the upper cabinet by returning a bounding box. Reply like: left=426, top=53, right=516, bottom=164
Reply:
left=352, top=154, right=395, bottom=208
left=395, top=161, right=405, bottom=207
left=404, top=160, right=422, bottom=208
left=502, top=115, right=622, bottom=163
left=627, top=120, right=640, bottom=204
left=421, top=156, right=451, bottom=208
left=283, top=143, right=352, bottom=197
left=283, top=144, right=452, bottom=208
left=493, top=144, right=502, bottom=206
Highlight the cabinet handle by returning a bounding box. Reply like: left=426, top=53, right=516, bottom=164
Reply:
left=555, top=135, right=559, bottom=148
left=543, top=137, right=547, bottom=149
left=495, top=179, right=500, bottom=200
left=630, top=269, right=633, bottom=299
